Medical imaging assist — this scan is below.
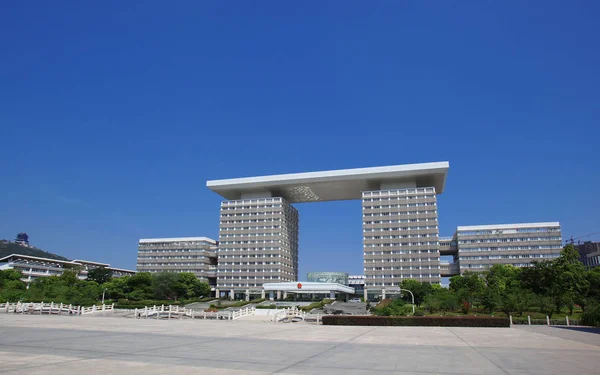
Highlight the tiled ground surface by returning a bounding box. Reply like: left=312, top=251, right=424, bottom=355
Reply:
left=0, top=314, right=599, bottom=374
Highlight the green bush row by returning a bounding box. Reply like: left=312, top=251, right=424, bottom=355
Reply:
left=322, top=315, right=510, bottom=327
left=300, top=299, right=334, bottom=312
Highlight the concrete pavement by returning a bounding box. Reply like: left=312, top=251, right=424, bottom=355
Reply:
left=0, top=314, right=599, bottom=374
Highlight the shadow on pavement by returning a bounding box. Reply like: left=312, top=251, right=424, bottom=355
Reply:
left=552, top=326, right=600, bottom=334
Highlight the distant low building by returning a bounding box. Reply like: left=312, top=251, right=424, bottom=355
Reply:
left=136, top=237, right=218, bottom=288
left=577, top=242, right=600, bottom=268
left=0, top=254, right=136, bottom=285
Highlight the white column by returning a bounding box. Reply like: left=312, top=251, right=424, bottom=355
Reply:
left=363, top=288, right=368, bottom=301
left=261, top=290, right=266, bottom=299
left=277, top=290, right=282, bottom=300
left=245, top=289, right=250, bottom=302
left=381, top=289, right=386, bottom=300
left=230, top=289, right=235, bottom=300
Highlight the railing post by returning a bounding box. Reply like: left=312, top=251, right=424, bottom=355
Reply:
left=134, top=308, right=138, bottom=319
left=566, top=316, right=570, bottom=326
left=547, top=316, right=550, bottom=326
left=527, top=315, right=531, bottom=326
left=50, top=302, right=54, bottom=314
left=509, top=315, right=513, bottom=326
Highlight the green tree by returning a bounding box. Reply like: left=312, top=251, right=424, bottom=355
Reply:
left=87, top=268, right=113, bottom=285
left=125, top=273, right=153, bottom=300
left=521, top=245, right=589, bottom=315
left=176, top=272, right=210, bottom=299
left=0, top=269, right=26, bottom=302
left=399, top=279, right=434, bottom=307
left=449, top=271, right=484, bottom=312
left=152, top=272, right=180, bottom=300
left=424, top=288, right=459, bottom=314
left=102, top=277, right=128, bottom=300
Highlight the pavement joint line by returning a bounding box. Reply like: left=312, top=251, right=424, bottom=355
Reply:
left=446, top=328, right=511, bottom=375
left=269, top=327, right=377, bottom=375
left=286, top=363, right=477, bottom=375
left=514, top=326, right=600, bottom=349
left=0, top=322, right=310, bottom=373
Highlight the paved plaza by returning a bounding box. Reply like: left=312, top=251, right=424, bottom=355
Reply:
left=0, top=315, right=599, bottom=374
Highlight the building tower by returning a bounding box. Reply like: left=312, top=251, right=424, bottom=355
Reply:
left=362, top=186, right=441, bottom=298
left=217, top=197, right=298, bottom=299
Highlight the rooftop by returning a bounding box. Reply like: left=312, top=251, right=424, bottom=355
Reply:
left=139, top=237, right=217, bottom=244
left=457, top=222, right=561, bottom=231
left=207, top=161, right=449, bottom=203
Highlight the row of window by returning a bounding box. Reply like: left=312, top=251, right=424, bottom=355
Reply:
left=219, top=233, right=280, bottom=238
left=459, top=254, right=560, bottom=260
left=363, top=202, right=436, bottom=209
left=137, top=249, right=214, bottom=253
left=367, top=274, right=439, bottom=279
left=362, top=188, right=436, bottom=197
left=364, top=257, right=438, bottom=262
left=368, top=266, right=440, bottom=270
left=364, top=226, right=438, bottom=232
left=219, top=261, right=281, bottom=266
left=138, top=263, right=211, bottom=266
left=139, top=241, right=213, bottom=247
left=364, top=218, right=437, bottom=224
left=221, top=204, right=283, bottom=210
left=218, top=269, right=292, bottom=274
left=458, top=237, right=562, bottom=244
left=364, top=250, right=438, bottom=255
left=466, top=263, right=533, bottom=268
left=459, top=245, right=563, bottom=252
left=364, top=234, right=437, bottom=240
left=142, top=269, right=211, bottom=274
left=221, top=218, right=282, bottom=224
left=363, top=210, right=437, bottom=217
left=221, top=212, right=282, bottom=218
left=220, top=225, right=281, bottom=231
left=220, top=240, right=281, bottom=245
left=218, top=247, right=282, bottom=252
left=457, top=228, right=561, bottom=236
left=218, top=276, right=281, bottom=280
left=222, top=197, right=283, bottom=205
left=365, top=241, right=439, bottom=247
left=137, top=256, right=207, bottom=260
left=363, top=195, right=436, bottom=202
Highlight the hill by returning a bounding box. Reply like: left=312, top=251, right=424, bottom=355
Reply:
left=0, top=240, right=69, bottom=261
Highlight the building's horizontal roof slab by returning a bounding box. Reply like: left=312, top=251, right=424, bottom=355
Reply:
left=139, top=237, right=217, bottom=244
left=457, top=222, right=560, bottom=231
left=207, top=161, right=449, bottom=203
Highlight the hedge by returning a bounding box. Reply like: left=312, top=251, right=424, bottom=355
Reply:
left=321, top=315, right=510, bottom=327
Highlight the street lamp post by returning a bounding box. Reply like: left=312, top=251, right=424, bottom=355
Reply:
left=101, top=288, right=107, bottom=304
left=400, top=288, right=415, bottom=314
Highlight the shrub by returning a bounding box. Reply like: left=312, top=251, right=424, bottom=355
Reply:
left=256, top=305, right=276, bottom=309
left=582, top=304, right=600, bottom=327
left=301, top=299, right=334, bottom=312
left=322, top=316, right=509, bottom=327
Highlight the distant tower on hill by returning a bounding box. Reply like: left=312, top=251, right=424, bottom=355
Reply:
left=15, top=232, right=30, bottom=247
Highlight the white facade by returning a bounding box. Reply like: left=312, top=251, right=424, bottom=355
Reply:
left=0, top=254, right=135, bottom=284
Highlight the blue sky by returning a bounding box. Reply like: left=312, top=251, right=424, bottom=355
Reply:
left=1, top=1, right=599, bottom=278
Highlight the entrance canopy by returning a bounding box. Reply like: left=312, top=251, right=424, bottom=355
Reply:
left=263, top=282, right=355, bottom=294
left=207, top=162, right=449, bottom=203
